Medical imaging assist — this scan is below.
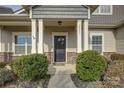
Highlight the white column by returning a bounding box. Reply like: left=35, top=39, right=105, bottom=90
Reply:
left=83, top=20, right=89, bottom=51
left=0, top=26, right=2, bottom=52
left=38, top=19, right=44, bottom=54
left=77, top=20, right=82, bottom=53
left=31, top=19, right=37, bottom=53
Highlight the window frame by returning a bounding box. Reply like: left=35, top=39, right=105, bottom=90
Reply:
left=93, top=5, right=113, bottom=15
left=90, top=33, right=104, bottom=54
left=12, top=32, right=31, bottom=56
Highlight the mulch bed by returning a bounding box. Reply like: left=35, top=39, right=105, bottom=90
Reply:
left=1, top=75, right=50, bottom=88
left=71, top=60, right=124, bottom=88
left=71, top=74, right=103, bottom=88
left=71, top=74, right=124, bottom=88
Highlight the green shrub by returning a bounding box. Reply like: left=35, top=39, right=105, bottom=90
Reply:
left=0, top=62, right=6, bottom=68
left=110, top=53, right=124, bottom=61
left=11, top=54, right=48, bottom=80
left=0, top=68, right=14, bottom=85
left=76, top=50, right=106, bottom=81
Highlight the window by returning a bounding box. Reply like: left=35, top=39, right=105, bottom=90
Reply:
left=14, top=33, right=31, bottom=55
left=90, top=34, right=104, bottom=54
left=93, top=5, right=112, bottom=15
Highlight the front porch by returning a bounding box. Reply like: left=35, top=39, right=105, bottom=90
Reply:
left=31, top=19, right=89, bottom=64
left=0, top=5, right=90, bottom=63
left=0, top=19, right=89, bottom=63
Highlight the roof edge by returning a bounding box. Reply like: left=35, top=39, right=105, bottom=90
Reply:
left=22, top=5, right=98, bottom=13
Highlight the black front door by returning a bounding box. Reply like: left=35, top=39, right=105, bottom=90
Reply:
left=54, top=36, right=66, bottom=62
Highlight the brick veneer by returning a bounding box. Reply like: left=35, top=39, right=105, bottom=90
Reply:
left=103, top=52, right=116, bottom=58
left=44, top=52, right=53, bottom=64
left=0, top=52, right=114, bottom=63
left=0, top=52, right=13, bottom=63
left=67, top=52, right=78, bottom=64
left=44, top=52, right=78, bottom=64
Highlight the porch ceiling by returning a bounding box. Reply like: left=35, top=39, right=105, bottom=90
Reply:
left=0, top=14, right=30, bottom=26
left=44, top=19, right=76, bottom=27
left=0, top=14, right=29, bottom=21
left=0, top=21, right=31, bottom=26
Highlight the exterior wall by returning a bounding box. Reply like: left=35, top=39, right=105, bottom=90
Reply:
left=43, top=26, right=77, bottom=63
left=116, top=26, right=124, bottom=54
left=1, top=26, right=31, bottom=52
left=90, top=5, right=124, bottom=25
left=89, top=28, right=116, bottom=53
left=44, top=52, right=77, bottom=64
left=0, top=52, right=13, bottom=62
left=32, top=5, right=89, bottom=19
left=0, top=26, right=13, bottom=62
left=44, top=26, right=77, bottom=52
left=0, top=26, right=31, bottom=62
left=1, top=27, right=12, bottom=52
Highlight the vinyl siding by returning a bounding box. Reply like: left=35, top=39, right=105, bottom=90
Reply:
left=116, top=26, right=124, bottom=54
left=0, top=26, right=31, bottom=52
left=90, top=5, right=124, bottom=25
left=1, top=29, right=12, bottom=52
left=32, top=5, right=88, bottom=19
left=0, top=27, right=117, bottom=53
left=44, top=28, right=116, bottom=53
left=89, top=29, right=116, bottom=52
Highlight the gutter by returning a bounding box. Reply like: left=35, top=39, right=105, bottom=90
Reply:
left=115, top=20, right=124, bottom=28
left=89, top=20, right=124, bottom=29
left=0, top=14, right=29, bottom=17
left=89, top=24, right=116, bottom=29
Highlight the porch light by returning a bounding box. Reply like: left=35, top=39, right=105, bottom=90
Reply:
left=58, top=21, right=62, bottom=26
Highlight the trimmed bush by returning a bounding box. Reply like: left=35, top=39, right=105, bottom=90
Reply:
left=0, top=68, right=14, bottom=85
left=76, top=50, right=106, bottom=81
left=110, top=53, right=124, bottom=61
left=11, top=54, right=48, bottom=80
left=0, top=62, right=6, bottom=68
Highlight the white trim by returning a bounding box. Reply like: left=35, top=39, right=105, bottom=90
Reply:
left=90, top=33, right=104, bottom=55
left=77, top=20, right=82, bottom=53
left=93, top=5, right=113, bottom=15
left=12, top=32, right=31, bottom=56
left=38, top=19, right=44, bottom=54
left=29, top=6, right=32, bottom=18
left=83, top=20, right=89, bottom=51
left=88, top=8, right=91, bottom=19
left=0, top=27, right=2, bottom=52
left=14, top=9, right=25, bottom=14
left=52, top=32, right=68, bottom=64
left=0, top=14, right=28, bottom=16
left=31, top=19, right=37, bottom=53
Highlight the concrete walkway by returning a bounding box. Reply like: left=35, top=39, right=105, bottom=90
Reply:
left=48, top=64, right=76, bottom=88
